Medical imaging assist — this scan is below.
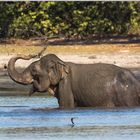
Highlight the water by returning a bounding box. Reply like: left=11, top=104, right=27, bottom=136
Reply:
left=0, top=96, right=140, bottom=140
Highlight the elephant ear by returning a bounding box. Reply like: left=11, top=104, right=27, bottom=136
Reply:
left=47, top=60, right=69, bottom=85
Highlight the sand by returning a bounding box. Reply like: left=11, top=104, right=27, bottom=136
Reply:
left=0, top=52, right=140, bottom=68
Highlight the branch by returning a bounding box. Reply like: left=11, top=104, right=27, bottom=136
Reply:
left=37, top=46, right=47, bottom=57
left=29, top=35, right=61, bottom=59
left=29, top=45, right=48, bottom=59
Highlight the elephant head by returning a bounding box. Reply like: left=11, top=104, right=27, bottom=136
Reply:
left=31, top=54, right=70, bottom=94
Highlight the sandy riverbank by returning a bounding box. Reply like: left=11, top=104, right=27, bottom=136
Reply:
left=0, top=51, right=140, bottom=74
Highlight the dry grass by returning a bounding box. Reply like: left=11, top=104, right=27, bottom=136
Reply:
left=0, top=43, right=140, bottom=55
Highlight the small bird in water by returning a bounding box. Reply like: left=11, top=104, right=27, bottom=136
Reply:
left=71, top=118, right=75, bottom=125
left=71, top=117, right=76, bottom=127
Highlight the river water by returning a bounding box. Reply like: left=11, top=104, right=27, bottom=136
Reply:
left=0, top=96, right=140, bottom=140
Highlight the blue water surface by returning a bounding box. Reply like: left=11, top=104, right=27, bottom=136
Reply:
left=0, top=96, right=140, bottom=140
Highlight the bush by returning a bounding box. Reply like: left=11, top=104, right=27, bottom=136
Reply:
left=0, top=1, right=140, bottom=39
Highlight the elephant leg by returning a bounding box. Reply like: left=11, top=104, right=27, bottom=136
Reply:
left=58, top=78, right=75, bottom=109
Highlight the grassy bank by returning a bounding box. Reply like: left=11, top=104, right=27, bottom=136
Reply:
left=0, top=44, right=140, bottom=55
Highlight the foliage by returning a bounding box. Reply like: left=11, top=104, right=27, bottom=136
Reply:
left=0, top=1, right=140, bottom=39
left=0, top=2, right=16, bottom=37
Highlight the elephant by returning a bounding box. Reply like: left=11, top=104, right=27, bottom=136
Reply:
left=8, top=54, right=140, bottom=109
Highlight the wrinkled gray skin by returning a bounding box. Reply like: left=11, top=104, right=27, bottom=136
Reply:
left=8, top=54, right=140, bottom=109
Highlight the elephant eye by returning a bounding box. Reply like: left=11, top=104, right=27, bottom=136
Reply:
left=34, top=75, right=39, bottom=81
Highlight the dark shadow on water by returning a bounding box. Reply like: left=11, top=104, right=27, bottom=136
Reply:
left=31, top=107, right=59, bottom=112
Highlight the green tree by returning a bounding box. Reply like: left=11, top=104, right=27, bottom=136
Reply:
left=0, top=2, right=16, bottom=38
left=0, top=1, right=139, bottom=39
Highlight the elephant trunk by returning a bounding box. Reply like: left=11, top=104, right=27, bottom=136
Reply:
left=8, top=55, right=33, bottom=85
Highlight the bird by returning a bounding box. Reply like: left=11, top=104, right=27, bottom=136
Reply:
left=71, top=118, right=75, bottom=125
left=71, top=117, right=76, bottom=127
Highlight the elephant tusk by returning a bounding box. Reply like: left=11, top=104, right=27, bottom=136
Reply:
left=31, top=79, right=34, bottom=83
left=48, top=88, right=55, bottom=96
